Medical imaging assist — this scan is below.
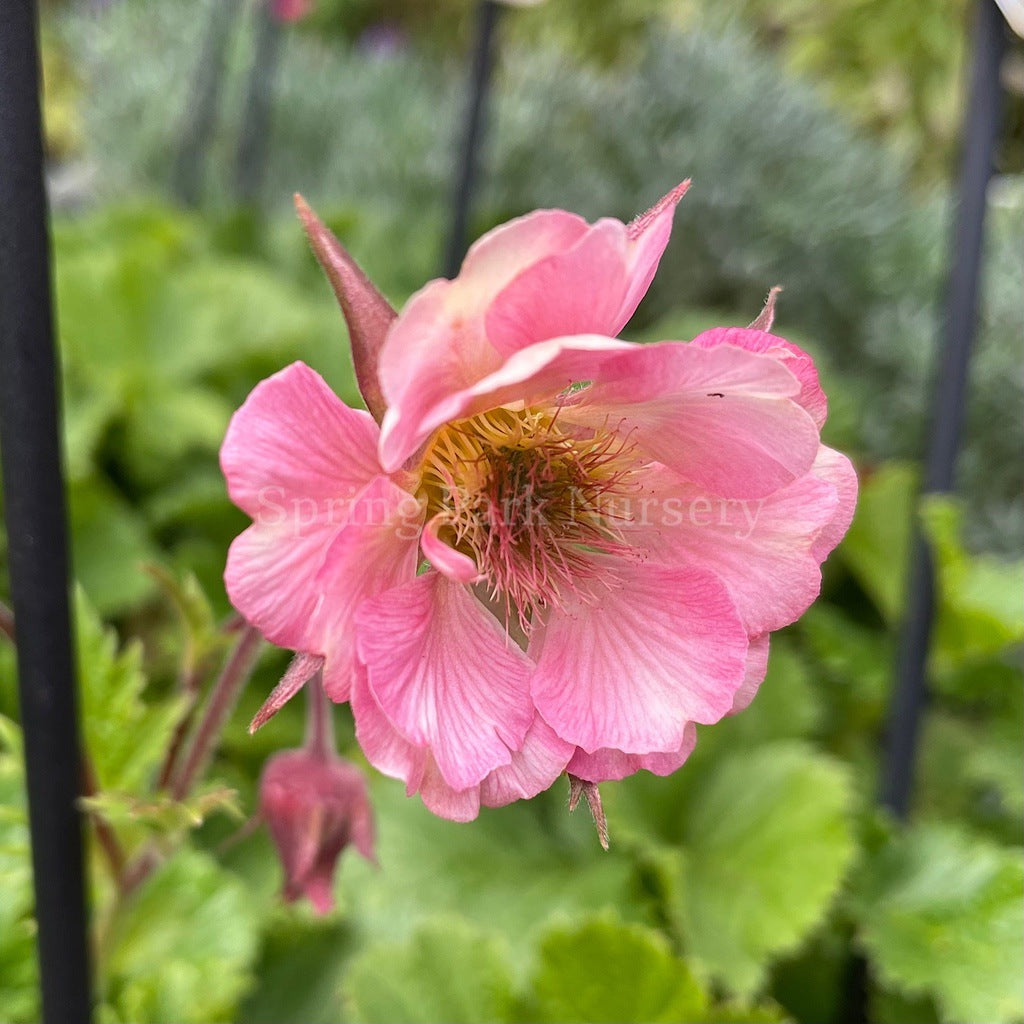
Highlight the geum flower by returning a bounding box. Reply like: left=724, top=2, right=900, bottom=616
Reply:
left=221, top=182, right=857, bottom=825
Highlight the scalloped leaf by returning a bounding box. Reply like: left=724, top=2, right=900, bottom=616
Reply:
left=852, top=823, right=1024, bottom=1024
left=343, top=917, right=515, bottom=1024
left=530, top=913, right=708, bottom=1023
left=676, top=742, right=855, bottom=995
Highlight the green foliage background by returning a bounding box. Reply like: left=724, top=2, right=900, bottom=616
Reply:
left=0, top=1, right=1021, bottom=1022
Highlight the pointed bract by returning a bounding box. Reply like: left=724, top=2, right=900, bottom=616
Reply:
left=294, top=194, right=396, bottom=422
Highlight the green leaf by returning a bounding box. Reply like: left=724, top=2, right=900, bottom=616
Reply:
left=102, top=850, right=261, bottom=1024
left=80, top=784, right=240, bottom=835
left=69, top=477, right=161, bottom=615
left=344, top=917, right=516, bottom=1024
left=852, top=823, right=1024, bottom=1024
left=0, top=718, right=39, bottom=1024
left=76, top=587, right=184, bottom=795
left=530, top=913, right=708, bottom=1023
left=238, top=915, right=358, bottom=1024
left=325, top=780, right=643, bottom=970
left=839, top=463, right=916, bottom=622
left=145, top=565, right=231, bottom=675
left=921, top=498, right=1024, bottom=673
left=677, top=742, right=856, bottom=995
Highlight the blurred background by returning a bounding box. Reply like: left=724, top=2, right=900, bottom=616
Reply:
left=1, top=1, right=1022, bottom=1022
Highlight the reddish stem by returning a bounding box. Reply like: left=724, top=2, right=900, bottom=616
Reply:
left=304, top=670, right=333, bottom=758
left=171, top=625, right=263, bottom=799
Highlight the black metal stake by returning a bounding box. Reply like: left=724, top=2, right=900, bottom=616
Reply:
left=880, top=0, right=1007, bottom=819
left=234, top=0, right=285, bottom=207
left=0, top=4, right=92, bottom=1024
left=172, top=0, right=244, bottom=206
left=443, top=0, right=503, bottom=277
left=837, top=8, right=1006, bottom=1023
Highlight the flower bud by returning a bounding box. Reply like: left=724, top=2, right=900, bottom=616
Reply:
left=260, top=749, right=375, bottom=914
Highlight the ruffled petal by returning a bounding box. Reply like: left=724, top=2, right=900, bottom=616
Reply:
left=225, top=522, right=335, bottom=650
left=479, top=717, right=574, bottom=808
left=377, top=278, right=504, bottom=469
left=485, top=219, right=630, bottom=356
left=623, top=459, right=840, bottom=635
left=566, top=341, right=820, bottom=498
left=809, top=446, right=859, bottom=561
left=729, top=634, right=771, bottom=714
left=567, top=722, right=698, bottom=783
left=221, top=362, right=385, bottom=648
left=460, top=208, right=591, bottom=285
left=377, top=211, right=591, bottom=470
left=350, top=664, right=481, bottom=822
left=355, top=573, right=534, bottom=790
left=377, top=189, right=686, bottom=471
left=378, top=334, right=632, bottom=472
left=691, top=326, right=827, bottom=428
left=221, top=361, right=382, bottom=516
left=529, top=561, right=748, bottom=753
left=309, top=477, right=424, bottom=702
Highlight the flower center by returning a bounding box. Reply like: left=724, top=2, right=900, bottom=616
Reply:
left=417, top=406, right=639, bottom=631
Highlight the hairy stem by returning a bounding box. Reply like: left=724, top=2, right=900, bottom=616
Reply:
left=171, top=625, right=263, bottom=799
left=304, top=670, right=334, bottom=758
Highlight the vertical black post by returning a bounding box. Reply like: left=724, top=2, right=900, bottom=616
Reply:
left=0, top=4, right=93, bottom=1024
left=880, top=0, right=1006, bottom=819
left=172, top=0, right=244, bottom=206
left=443, top=0, right=503, bottom=277
left=234, top=0, right=284, bottom=206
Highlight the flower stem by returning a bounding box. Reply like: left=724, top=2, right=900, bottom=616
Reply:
left=304, top=670, right=333, bottom=758
left=0, top=601, right=14, bottom=644
left=171, top=625, right=263, bottom=799
left=81, top=754, right=127, bottom=886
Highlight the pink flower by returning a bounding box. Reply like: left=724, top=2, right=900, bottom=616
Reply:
left=270, top=0, right=312, bottom=23
left=260, top=748, right=375, bottom=913
left=222, top=183, right=857, bottom=823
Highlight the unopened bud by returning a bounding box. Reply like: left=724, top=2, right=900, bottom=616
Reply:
left=260, top=749, right=375, bottom=914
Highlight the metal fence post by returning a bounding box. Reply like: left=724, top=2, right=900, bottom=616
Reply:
left=0, top=2, right=93, bottom=1022
left=443, top=0, right=504, bottom=277
left=880, top=0, right=1007, bottom=819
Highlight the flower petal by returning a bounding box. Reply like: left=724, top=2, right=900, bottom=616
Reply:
left=377, top=210, right=591, bottom=469
left=421, top=514, right=481, bottom=584
left=485, top=219, right=630, bottom=356
left=221, top=363, right=385, bottom=648
left=623, top=460, right=840, bottom=635
left=567, top=341, right=820, bottom=498
left=356, top=573, right=534, bottom=790
left=350, top=664, right=481, bottom=822
left=311, top=477, right=424, bottom=702
left=530, top=561, right=748, bottom=753
left=618, top=180, right=690, bottom=327
left=225, top=522, right=333, bottom=650
left=809, top=446, right=859, bottom=561
left=378, top=334, right=632, bottom=472
left=691, top=326, right=827, bottom=428
left=479, top=717, right=574, bottom=808
left=221, top=361, right=382, bottom=517
left=567, top=722, right=698, bottom=783
left=729, top=633, right=770, bottom=714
